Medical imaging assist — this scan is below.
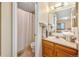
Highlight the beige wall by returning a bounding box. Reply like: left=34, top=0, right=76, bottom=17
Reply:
left=0, top=3, right=1, bottom=55
left=78, top=3, right=79, bottom=28
left=39, top=2, right=49, bottom=26
left=36, top=2, right=49, bottom=56
left=77, top=3, right=79, bottom=57
left=1, top=2, right=12, bottom=56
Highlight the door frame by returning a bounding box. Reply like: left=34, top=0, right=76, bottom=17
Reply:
left=12, top=2, right=38, bottom=57
left=12, top=2, right=17, bottom=57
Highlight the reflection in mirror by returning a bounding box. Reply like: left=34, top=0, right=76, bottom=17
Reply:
left=48, top=2, right=78, bottom=43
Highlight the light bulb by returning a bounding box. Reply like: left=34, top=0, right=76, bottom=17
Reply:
left=50, top=6, right=54, bottom=10
left=55, top=3, right=62, bottom=8
left=64, top=3, right=69, bottom=6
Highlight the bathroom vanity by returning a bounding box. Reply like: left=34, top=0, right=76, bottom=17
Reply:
left=42, top=38, right=78, bottom=57
left=41, top=2, right=78, bottom=57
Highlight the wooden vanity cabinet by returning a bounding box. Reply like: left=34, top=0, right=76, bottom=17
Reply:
left=42, top=40, right=78, bottom=57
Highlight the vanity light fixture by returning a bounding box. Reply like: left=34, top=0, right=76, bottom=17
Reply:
left=50, top=6, right=54, bottom=10
left=63, top=2, right=69, bottom=6
left=73, top=16, right=76, bottom=18
left=50, top=3, right=62, bottom=10
left=55, top=3, right=62, bottom=8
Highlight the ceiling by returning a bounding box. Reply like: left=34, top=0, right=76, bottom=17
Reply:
left=18, top=2, right=35, bottom=13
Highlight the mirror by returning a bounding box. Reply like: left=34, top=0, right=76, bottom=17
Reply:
left=48, top=2, right=78, bottom=42
left=48, top=2, right=77, bottom=33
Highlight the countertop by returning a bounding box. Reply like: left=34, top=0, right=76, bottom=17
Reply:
left=44, top=36, right=78, bottom=50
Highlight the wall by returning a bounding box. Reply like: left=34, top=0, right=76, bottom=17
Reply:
left=77, top=3, right=79, bottom=56
left=35, top=2, right=49, bottom=56
left=1, top=3, right=12, bottom=56
left=77, top=3, right=79, bottom=35
left=39, top=2, right=49, bottom=26
left=0, top=3, right=1, bottom=56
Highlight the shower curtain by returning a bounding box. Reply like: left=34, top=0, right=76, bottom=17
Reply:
left=17, top=9, right=34, bottom=51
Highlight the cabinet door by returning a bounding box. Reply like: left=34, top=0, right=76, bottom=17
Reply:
left=56, top=49, right=73, bottom=57
left=55, top=44, right=78, bottom=57
left=42, top=40, right=55, bottom=57
left=42, top=47, right=54, bottom=57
